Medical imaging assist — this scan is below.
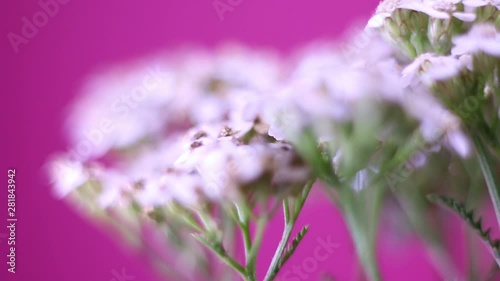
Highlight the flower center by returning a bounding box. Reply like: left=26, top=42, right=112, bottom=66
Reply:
left=433, top=0, right=457, bottom=12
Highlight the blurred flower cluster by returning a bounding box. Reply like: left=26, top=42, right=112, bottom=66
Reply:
left=48, top=1, right=500, bottom=280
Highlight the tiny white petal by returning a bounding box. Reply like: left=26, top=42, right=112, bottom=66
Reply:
left=447, top=130, right=472, bottom=158
left=462, top=0, right=488, bottom=7
left=367, top=14, right=390, bottom=28
left=48, top=158, right=88, bottom=197
left=452, top=23, right=500, bottom=57
left=452, top=12, right=476, bottom=22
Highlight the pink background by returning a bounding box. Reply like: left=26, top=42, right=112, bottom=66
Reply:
left=0, top=1, right=495, bottom=280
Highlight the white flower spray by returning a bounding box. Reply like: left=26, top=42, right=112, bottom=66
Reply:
left=48, top=2, right=500, bottom=279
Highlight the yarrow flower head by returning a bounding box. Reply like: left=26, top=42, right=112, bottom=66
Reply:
left=368, top=0, right=485, bottom=56
left=402, top=53, right=470, bottom=86
left=175, top=123, right=311, bottom=201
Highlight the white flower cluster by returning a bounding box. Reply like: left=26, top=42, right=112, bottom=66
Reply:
left=49, top=1, right=500, bottom=213
left=369, top=0, right=500, bottom=56
left=44, top=3, right=500, bottom=280
left=49, top=46, right=312, bottom=211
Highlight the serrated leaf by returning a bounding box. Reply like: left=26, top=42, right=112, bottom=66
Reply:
left=428, top=194, right=500, bottom=266
left=276, top=225, right=309, bottom=270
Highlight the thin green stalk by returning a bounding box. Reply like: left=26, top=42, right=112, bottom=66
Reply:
left=222, top=213, right=237, bottom=281
left=341, top=189, right=382, bottom=281
left=264, top=203, right=295, bottom=281
left=193, top=234, right=247, bottom=279
left=236, top=198, right=271, bottom=281
left=263, top=180, right=314, bottom=281
left=283, top=198, right=291, bottom=222
left=236, top=201, right=254, bottom=267
left=182, top=214, right=205, bottom=233
left=198, top=210, right=219, bottom=235
left=242, top=219, right=253, bottom=264
left=472, top=135, right=500, bottom=230
left=246, top=217, right=268, bottom=281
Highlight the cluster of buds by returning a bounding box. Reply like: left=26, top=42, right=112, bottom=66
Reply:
left=369, top=0, right=500, bottom=153
left=369, top=0, right=500, bottom=56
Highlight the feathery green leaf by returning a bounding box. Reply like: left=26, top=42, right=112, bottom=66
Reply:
left=277, top=225, right=310, bottom=270
left=428, top=194, right=500, bottom=266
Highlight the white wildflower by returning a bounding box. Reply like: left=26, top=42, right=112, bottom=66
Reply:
left=402, top=88, right=472, bottom=157
left=195, top=141, right=264, bottom=200
left=48, top=157, right=88, bottom=197
left=67, top=61, right=175, bottom=160
left=136, top=170, right=204, bottom=208
left=367, top=0, right=422, bottom=28
left=123, top=136, right=186, bottom=181
left=212, top=45, right=282, bottom=92
left=399, top=0, right=476, bottom=21
left=452, top=23, right=500, bottom=56
left=462, top=0, right=500, bottom=8
left=97, top=170, right=133, bottom=207
left=262, top=94, right=306, bottom=141
left=402, top=53, right=468, bottom=86
left=284, top=39, right=403, bottom=124
left=446, top=129, right=472, bottom=157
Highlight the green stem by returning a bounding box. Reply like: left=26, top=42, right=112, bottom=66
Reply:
left=222, top=212, right=237, bottom=281
left=242, top=219, right=253, bottom=265
left=194, top=235, right=247, bottom=279
left=264, top=202, right=295, bottom=281
left=236, top=199, right=268, bottom=281
left=246, top=218, right=267, bottom=281
left=263, top=180, right=314, bottom=281
left=472, top=134, right=500, bottom=230
left=341, top=189, right=382, bottom=281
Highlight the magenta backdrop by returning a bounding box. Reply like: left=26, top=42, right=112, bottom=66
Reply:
left=0, top=1, right=494, bottom=281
